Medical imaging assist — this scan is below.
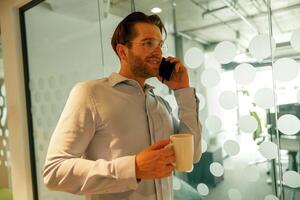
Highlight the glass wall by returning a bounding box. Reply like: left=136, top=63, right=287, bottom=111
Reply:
left=23, top=0, right=105, bottom=199
left=20, top=0, right=300, bottom=200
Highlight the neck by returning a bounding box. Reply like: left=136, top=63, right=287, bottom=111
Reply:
left=119, top=65, right=145, bottom=87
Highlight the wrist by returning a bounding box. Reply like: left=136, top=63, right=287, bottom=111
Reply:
left=135, top=155, right=141, bottom=179
left=173, top=85, right=190, bottom=90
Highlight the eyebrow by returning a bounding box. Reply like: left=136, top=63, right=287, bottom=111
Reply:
left=140, top=38, right=163, bottom=42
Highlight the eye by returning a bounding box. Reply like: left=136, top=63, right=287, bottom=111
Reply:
left=145, top=40, right=155, bottom=47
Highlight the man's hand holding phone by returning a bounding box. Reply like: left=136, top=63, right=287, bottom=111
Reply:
left=158, top=56, right=190, bottom=90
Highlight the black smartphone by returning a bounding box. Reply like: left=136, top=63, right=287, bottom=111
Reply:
left=159, top=57, right=175, bottom=81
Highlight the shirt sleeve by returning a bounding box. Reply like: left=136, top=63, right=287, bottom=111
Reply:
left=174, top=87, right=202, bottom=163
left=43, top=83, right=139, bottom=195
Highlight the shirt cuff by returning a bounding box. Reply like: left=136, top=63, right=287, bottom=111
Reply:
left=114, top=155, right=139, bottom=190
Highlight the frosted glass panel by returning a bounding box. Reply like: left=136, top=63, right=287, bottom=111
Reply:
left=24, top=1, right=104, bottom=199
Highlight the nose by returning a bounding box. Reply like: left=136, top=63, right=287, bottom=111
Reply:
left=152, top=45, right=163, bottom=56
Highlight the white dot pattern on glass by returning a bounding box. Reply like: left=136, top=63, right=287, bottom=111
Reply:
left=173, top=177, right=181, bottom=190
left=233, top=63, right=256, bottom=85
left=0, top=96, right=4, bottom=106
left=200, top=68, right=220, bottom=88
left=48, top=76, right=56, bottom=88
left=219, top=91, right=238, bottom=110
left=44, top=90, right=52, bottom=102
left=205, top=115, right=222, bottom=133
left=38, top=78, right=45, bottom=90
left=197, top=183, right=209, bottom=196
left=6, top=151, right=10, bottom=158
left=223, top=140, right=240, bottom=156
left=277, top=114, right=300, bottom=135
left=238, top=115, right=258, bottom=133
left=264, top=194, right=279, bottom=200
left=249, top=34, right=276, bottom=60
left=201, top=139, right=208, bottom=153
left=254, top=88, right=275, bottom=109
left=259, top=141, right=278, bottom=160
left=184, top=47, right=204, bottom=69
left=228, top=188, right=242, bottom=200
left=210, top=162, right=224, bottom=177
left=214, top=41, right=237, bottom=64
left=283, top=170, right=300, bottom=188
left=2, top=139, right=7, bottom=147
left=273, top=58, right=299, bottom=82
left=1, top=85, right=6, bottom=96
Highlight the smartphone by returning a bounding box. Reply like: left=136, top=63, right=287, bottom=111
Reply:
left=159, top=57, right=175, bottom=81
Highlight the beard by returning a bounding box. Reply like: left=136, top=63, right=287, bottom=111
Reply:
left=128, top=51, right=159, bottom=79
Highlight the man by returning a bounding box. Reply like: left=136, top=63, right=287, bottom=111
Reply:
left=43, top=12, right=201, bottom=200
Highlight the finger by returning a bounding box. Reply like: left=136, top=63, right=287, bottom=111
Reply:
left=166, top=163, right=176, bottom=169
left=149, top=139, right=171, bottom=150
left=165, top=56, right=174, bottom=62
left=160, top=147, right=174, bottom=157
left=175, top=63, right=180, bottom=73
left=156, top=76, right=163, bottom=82
left=164, top=155, right=176, bottom=165
left=163, top=143, right=173, bottom=149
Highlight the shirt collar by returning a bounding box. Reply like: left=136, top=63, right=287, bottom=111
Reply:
left=108, top=72, right=155, bottom=92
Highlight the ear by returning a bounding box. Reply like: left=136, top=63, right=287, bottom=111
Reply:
left=116, top=44, right=128, bottom=61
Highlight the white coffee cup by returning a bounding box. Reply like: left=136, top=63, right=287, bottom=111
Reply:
left=170, top=133, right=194, bottom=172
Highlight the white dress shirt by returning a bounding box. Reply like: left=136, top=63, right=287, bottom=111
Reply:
left=43, top=73, right=201, bottom=200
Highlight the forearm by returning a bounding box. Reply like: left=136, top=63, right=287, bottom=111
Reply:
left=43, top=155, right=138, bottom=195
left=174, top=87, right=202, bottom=163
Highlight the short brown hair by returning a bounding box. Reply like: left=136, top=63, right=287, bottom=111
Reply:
left=111, top=11, right=167, bottom=56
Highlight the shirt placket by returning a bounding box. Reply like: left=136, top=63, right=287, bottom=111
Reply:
left=145, top=93, right=165, bottom=200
